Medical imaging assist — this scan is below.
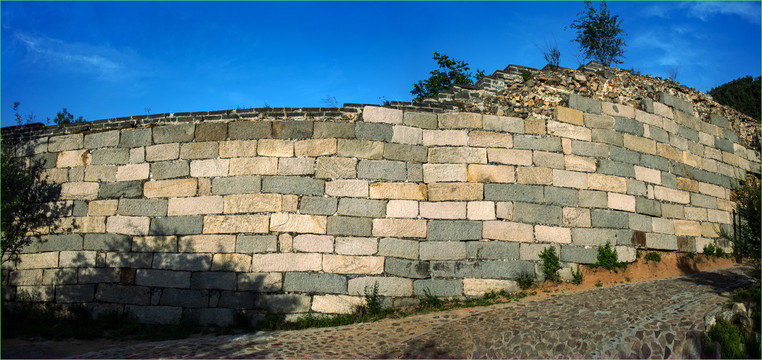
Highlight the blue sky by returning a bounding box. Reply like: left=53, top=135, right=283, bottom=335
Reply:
left=1, top=1, right=760, bottom=128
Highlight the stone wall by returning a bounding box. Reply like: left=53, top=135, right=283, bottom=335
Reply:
left=2, top=75, right=759, bottom=326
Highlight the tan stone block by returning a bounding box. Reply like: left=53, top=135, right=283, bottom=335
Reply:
left=564, top=155, right=597, bottom=172
left=42, top=168, right=68, bottom=183
left=89, top=200, right=118, bottom=216
left=467, top=201, right=495, bottom=220
left=422, top=130, right=468, bottom=146
left=428, top=183, right=482, bottom=201
left=700, top=223, right=719, bottom=238
left=145, top=143, right=179, bottom=162
left=547, top=121, right=591, bottom=141
left=372, top=219, right=426, bottom=238
left=326, top=179, right=369, bottom=198
left=335, top=237, right=377, bottom=255
left=676, top=177, right=699, bottom=192
left=16, top=252, right=58, bottom=270
left=294, top=138, right=337, bottom=157
left=57, top=149, right=91, bottom=168
left=387, top=200, right=419, bottom=218
left=370, top=182, right=427, bottom=200
left=468, top=131, right=513, bottom=148
left=69, top=167, right=85, bottom=182
left=685, top=207, right=708, bottom=221
left=392, top=125, right=422, bottom=145
left=716, top=198, right=734, bottom=212
left=277, top=157, right=315, bottom=176
left=707, top=209, right=731, bottom=224
left=587, top=174, right=627, bottom=193
left=198, top=177, right=212, bottom=196
left=190, top=159, right=229, bottom=177
left=682, top=152, right=702, bottom=168
left=698, top=182, right=726, bottom=199
left=180, top=142, right=218, bottom=159
left=516, top=166, right=552, bottom=185
left=251, top=253, right=322, bottom=272
left=563, top=207, right=591, bottom=227
left=654, top=186, right=690, bottom=204
left=674, top=220, right=701, bottom=236
left=602, top=102, right=635, bottom=118
left=144, top=178, right=197, bottom=198
left=84, top=165, right=117, bottom=182
left=496, top=202, right=514, bottom=220
left=423, top=164, right=467, bottom=183
left=203, top=215, right=269, bottom=234
left=483, top=221, right=533, bottom=242
left=223, top=193, right=281, bottom=214
left=116, top=163, right=149, bottom=181
left=270, top=213, right=327, bottom=234
left=608, top=192, right=635, bottom=212
left=179, top=235, right=235, bottom=253
left=312, top=295, right=365, bottom=314
left=552, top=169, right=587, bottom=189
left=168, top=196, right=223, bottom=216
left=293, top=234, right=334, bottom=253
left=219, top=140, right=257, bottom=158
left=282, top=195, right=298, bottom=212
left=322, top=254, right=384, bottom=274
left=534, top=226, right=571, bottom=244
left=525, top=117, right=546, bottom=134
left=419, top=201, right=467, bottom=219
left=132, top=236, right=178, bottom=252
left=364, top=106, right=402, bottom=124
left=106, top=216, right=150, bottom=235
left=428, top=147, right=487, bottom=164
left=315, top=157, right=356, bottom=179
left=634, top=165, right=661, bottom=184
left=623, top=134, right=656, bottom=155
left=74, top=216, right=106, bottom=233
left=467, top=164, right=515, bottom=183
left=555, top=106, right=584, bottom=126
left=561, top=138, right=572, bottom=154
left=487, top=148, right=532, bottom=166
left=438, top=112, right=482, bottom=129
left=463, top=279, right=518, bottom=297
left=61, top=182, right=99, bottom=200
left=228, top=157, right=278, bottom=175
left=657, top=143, right=683, bottom=162
left=258, top=139, right=294, bottom=157
left=337, top=139, right=384, bottom=159
left=279, top=233, right=293, bottom=252
left=211, top=253, right=252, bottom=272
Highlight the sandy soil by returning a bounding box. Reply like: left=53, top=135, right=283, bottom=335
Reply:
left=0, top=251, right=740, bottom=359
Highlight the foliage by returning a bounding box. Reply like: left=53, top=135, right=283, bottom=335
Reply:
left=644, top=251, right=661, bottom=263
left=536, top=39, right=561, bottom=70
left=715, top=246, right=727, bottom=258
left=704, top=243, right=717, bottom=256
left=411, top=52, right=485, bottom=102
left=321, top=95, right=339, bottom=108
left=703, top=317, right=758, bottom=359
left=419, top=288, right=444, bottom=309
left=517, top=273, right=535, bottom=290
left=592, top=241, right=627, bottom=271
left=718, top=175, right=761, bottom=266
left=362, top=282, right=383, bottom=316
left=538, top=246, right=561, bottom=282
left=709, top=75, right=761, bottom=120
left=521, top=70, right=532, bottom=82
left=566, top=0, right=627, bottom=66
left=50, top=108, right=86, bottom=125
left=571, top=265, right=583, bottom=285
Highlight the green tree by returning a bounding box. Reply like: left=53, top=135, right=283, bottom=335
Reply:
left=50, top=108, right=86, bottom=125
left=566, top=0, right=627, bottom=67
left=708, top=75, right=761, bottom=120
left=719, top=175, right=761, bottom=269
left=411, top=52, right=485, bottom=103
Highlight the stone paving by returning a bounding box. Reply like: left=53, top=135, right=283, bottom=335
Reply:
left=71, top=265, right=754, bottom=359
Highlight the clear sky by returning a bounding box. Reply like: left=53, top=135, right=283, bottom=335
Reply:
left=2, top=1, right=760, bottom=128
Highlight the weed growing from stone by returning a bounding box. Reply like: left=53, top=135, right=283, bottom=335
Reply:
left=704, top=243, right=717, bottom=256
left=644, top=251, right=661, bottom=263
left=715, top=246, right=727, bottom=258
left=591, top=241, right=627, bottom=272
left=571, top=265, right=583, bottom=285
left=517, top=273, right=535, bottom=290
left=363, top=282, right=383, bottom=316
left=539, top=246, right=561, bottom=282
left=419, top=288, right=444, bottom=309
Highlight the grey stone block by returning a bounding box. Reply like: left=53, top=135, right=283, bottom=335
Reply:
left=262, top=176, right=324, bottom=196
left=107, top=253, right=153, bottom=268
left=218, top=291, right=257, bottom=309
left=95, top=283, right=150, bottom=305
left=78, top=268, right=120, bottom=283
left=195, top=122, right=227, bottom=141
left=84, top=234, right=131, bottom=251
left=85, top=130, right=120, bottom=149
left=678, top=125, right=699, bottom=142
left=598, top=159, right=635, bottom=178
left=299, top=196, right=338, bottom=215
left=272, top=120, right=313, bottom=139
left=714, top=137, right=734, bottom=153
left=569, top=94, right=602, bottom=114
left=609, top=146, right=640, bottom=164
left=136, top=269, right=190, bottom=288
left=484, top=184, right=544, bottom=203
left=357, top=160, right=407, bottom=181
left=378, top=238, right=419, bottom=259
left=570, top=140, right=609, bottom=158
left=153, top=253, right=212, bottom=271
left=691, top=193, right=717, bottom=209
left=119, top=128, right=152, bottom=148
left=127, top=305, right=183, bottom=325
left=636, top=197, right=661, bottom=216
left=118, top=199, right=168, bottom=217
left=544, top=187, right=579, bottom=206
left=560, top=245, right=598, bottom=264
left=153, top=123, right=195, bottom=144
left=514, top=203, right=562, bottom=225
left=640, top=154, right=670, bottom=172
left=659, top=92, right=693, bottom=115
left=413, top=279, right=463, bottom=297
left=91, top=148, right=129, bottom=165
left=337, top=198, right=386, bottom=217
left=691, top=169, right=730, bottom=188
left=183, top=308, right=236, bottom=327
left=677, top=236, right=696, bottom=253
left=314, top=122, right=355, bottom=138
left=407, top=163, right=423, bottom=182
left=191, top=272, right=236, bottom=290
left=383, top=143, right=428, bottom=163
left=160, top=288, right=206, bottom=308
left=661, top=172, right=677, bottom=189
left=614, top=116, right=644, bottom=136
left=228, top=121, right=272, bottom=140
left=212, top=175, right=261, bottom=195
left=55, top=284, right=95, bottom=303
left=481, top=260, right=535, bottom=279
left=649, top=126, right=669, bottom=143
left=403, top=111, right=438, bottom=129
left=384, top=257, right=430, bottom=278
left=513, top=135, right=562, bottom=152
left=355, top=122, right=393, bottom=142
left=427, top=220, right=482, bottom=241
left=151, top=160, right=189, bottom=180
left=591, top=129, right=624, bottom=146
left=710, top=114, right=730, bottom=129
left=615, top=230, right=634, bottom=245
left=626, top=178, right=647, bottom=196
left=283, top=272, right=347, bottom=294
left=590, top=209, right=629, bottom=229
left=430, top=261, right=482, bottom=278
left=327, top=216, right=372, bottom=236
left=31, top=153, right=57, bottom=169
left=39, top=234, right=83, bottom=252
left=466, top=241, right=519, bottom=260
left=150, top=216, right=203, bottom=236
left=42, top=268, right=76, bottom=285
left=646, top=233, right=678, bottom=250
left=255, top=294, right=311, bottom=313
left=236, top=235, right=278, bottom=253
left=72, top=200, right=88, bottom=217
left=579, top=190, right=607, bottom=208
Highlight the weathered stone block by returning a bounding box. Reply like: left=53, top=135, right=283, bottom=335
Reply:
left=228, top=157, right=277, bottom=175
left=348, top=276, right=413, bottom=297
left=559, top=245, right=598, bottom=264
left=311, top=295, right=364, bottom=314
left=237, top=272, right=282, bottom=292
left=257, top=139, right=293, bottom=157
left=587, top=174, right=626, bottom=193
left=60, top=182, right=99, bottom=200
left=337, top=139, right=384, bottom=159
left=484, top=115, right=524, bottom=132
left=57, top=149, right=91, bottom=168
left=327, top=216, right=372, bottom=236
left=194, top=122, right=227, bottom=141
left=378, top=238, right=419, bottom=259
left=299, top=196, right=337, bottom=215
left=514, top=203, right=562, bottom=225
left=153, top=123, right=194, bottom=144
left=482, top=221, right=533, bottom=242
left=467, top=201, right=496, bottom=220
left=516, top=166, right=552, bottom=185
left=370, top=182, right=427, bottom=200
left=420, top=242, right=466, bottom=260
left=372, top=218, right=426, bottom=238
left=151, top=160, right=190, bottom=180
left=228, top=121, right=272, bottom=140
left=153, top=253, right=211, bottom=271
left=355, top=122, right=393, bottom=142
left=428, top=183, right=481, bottom=201
left=314, top=122, right=354, bottom=138
left=654, top=186, right=690, bottom=204
left=524, top=117, right=545, bottom=134
left=466, top=241, right=519, bottom=260
left=190, top=272, right=236, bottom=290
left=251, top=253, right=321, bottom=272
left=131, top=236, right=177, bottom=252
left=48, top=134, right=84, bottom=152
left=569, top=94, right=601, bottom=114
left=116, top=198, right=167, bottom=217
left=211, top=253, right=252, bottom=272
left=423, top=164, right=467, bottom=183
left=323, top=254, right=384, bottom=274
left=403, top=111, right=437, bottom=129
left=136, top=269, right=190, bottom=288
left=426, top=220, right=481, bottom=240
left=272, top=120, right=313, bottom=139
left=270, top=213, right=326, bottom=234
left=548, top=121, right=591, bottom=141
left=608, top=192, right=636, bottom=212
left=178, top=234, right=235, bottom=253
left=364, top=106, right=402, bottom=124
left=144, top=178, right=197, bottom=198
left=202, top=215, right=268, bottom=234
left=439, top=112, right=482, bottom=129
left=534, top=225, right=571, bottom=244
left=422, top=130, right=468, bottom=146
left=179, top=142, right=219, bottom=159
left=357, top=160, right=407, bottom=181
left=235, top=235, right=277, bottom=253
left=645, top=233, right=678, bottom=250
left=95, top=283, right=150, bottom=305
left=419, top=202, right=466, bottom=220
left=292, top=234, right=334, bottom=253
left=484, top=183, right=543, bottom=203
left=106, top=216, right=149, bottom=235
left=295, top=138, right=337, bottom=157
left=468, top=131, right=513, bottom=148
left=486, top=148, right=532, bottom=166
left=262, top=176, right=324, bottom=196
left=190, top=159, right=229, bottom=177
left=383, top=143, right=427, bottom=163
left=84, top=130, right=119, bottom=149
left=211, top=175, right=261, bottom=195
left=413, top=279, right=463, bottom=297
left=222, top=193, right=280, bottom=214
left=555, top=106, right=584, bottom=126
left=335, top=237, right=377, bottom=255
left=338, top=198, right=386, bottom=218
left=428, top=147, right=487, bottom=164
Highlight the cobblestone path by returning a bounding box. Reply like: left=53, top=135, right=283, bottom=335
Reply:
left=73, top=265, right=754, bottom=359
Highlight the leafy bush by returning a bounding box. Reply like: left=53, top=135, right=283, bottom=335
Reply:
left=363, top=282, right=383, bottom=316
left=517, top=273, right=535, bottom=290
left=644, top=252, right=661, bottom=263
left=593, top=241, right=627, bottom=271
left=410, top=52, right=484, bottom=102
left=718, top=175, right=761, bottom=267
left=571, top=265, right=583, bottom=285
left=538, top=246, right=561, bottom=282
left=703, top=317, right=751, bottom=359
left=704, top=243, right=717, bottom=256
